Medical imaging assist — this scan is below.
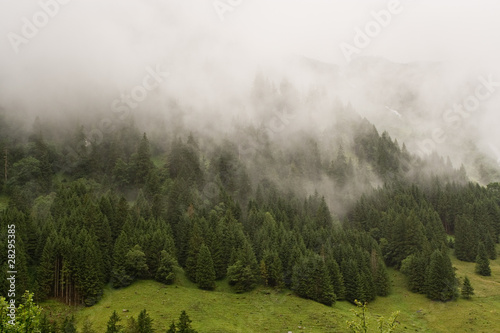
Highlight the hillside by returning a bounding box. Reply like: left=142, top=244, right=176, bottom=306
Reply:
left=38, top=247, right=500, bottom=332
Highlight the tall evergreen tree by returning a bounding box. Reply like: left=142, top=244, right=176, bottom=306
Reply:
left=196, top=244, right=216, bottom=290
left=176, top=311, right=197, bottom=333
left=292, top=253, right=336, bottom=306
left=133, top=133, right=154, bottom=186
left=454, top=215, right=478, bottom=262
left=155, top=250, right=176, bottom=284
left=137, top=309, right=154, bottom=333
left=106, top=311, right=122, bottom=333
left=426, top=250, right=458, bottom=301
left=475, top=242, right=491, bottom=276
left=461, top=276, right=474, bottom=299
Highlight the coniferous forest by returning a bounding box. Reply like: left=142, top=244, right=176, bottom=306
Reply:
left=1, top=87, right=499, bottom=330
left=2, top=2, right=500, bottom=331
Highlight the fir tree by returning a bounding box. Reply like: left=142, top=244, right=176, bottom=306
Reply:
left=132, top=133, right=154, bottom=185
left=484, top=232, right=497, bottom=260
left=155, top=250, right=176, bottom=284
left=227, top=260, right=256, bottom=293
left=292, top=253, right=335, bottom=306
left=454, top=215, right=478, bottom=262
left=326, top=256, right=345, bottom=300
left=426, top=250, right=458, bottom=301
left=167, top=321, right=177, bottom=333
left=177, top=310, right=197, bottom=333
left=461, top=276, right=474, bottom=299
left=475, top=242, right=491, bottom=276
left=125, top=244, right=149, bottom=280
left=196, top=244, right=216, bottom=290
left=137, top=309, right=154, bottom=333
left=106, top=311, right=122, bottom=333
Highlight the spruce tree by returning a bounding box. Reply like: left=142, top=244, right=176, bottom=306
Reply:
left=227, top=240, right=257, bottom=293
left=185, top=223, right=204, bottom=282
left=426, top=250, right=458, bottom=301
left=292, top=253, right=335, bottom=306
left=484, top=232, right=497, bottom=260
left=133, top=133, right=154, bottom=185
left=112, top=231, right=133, bottom=288
left=475, top=242, right=491, bottom=276
left=461, top=276, right=474, bottom=299
left=155, top=250, right=176, bottom=284
left=137, top=309, right=154, bottom=333
left=326, top=256, right=345, bottom=300
left=176, top=310, right=197, bottom=333
left=454, top=215, right=478, bottom=262
left=167, top=321, right=177, bottom=333
left=400, top=253, right=427, bottom=294
left=196, top=244, right=216, bottom=290
left=125, top=244, right=149, bottom=280
left=106, top=311, right=122, bottom=333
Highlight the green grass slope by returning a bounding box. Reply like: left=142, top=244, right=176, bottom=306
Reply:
left=42, top=248, right=500, bottom=333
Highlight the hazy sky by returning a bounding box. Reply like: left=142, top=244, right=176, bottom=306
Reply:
left=2, top=0, right=500, bottom=66
left=1, top=0, right=499, bottom=159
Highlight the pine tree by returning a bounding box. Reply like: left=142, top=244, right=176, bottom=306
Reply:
left=176, top=310, right=197, bottom=333
left=112, top=231, right=133, bottom=288
left=454, top=215, right=478, bottom=262
left=326, top=256, right=345, bottom=300
left=426, top=250, right=458, bottom=301
left=133, top=133, right=154, bottom=185
left=37, top=236, right=56, bottom=299
left=106, top=311, right=122, bottom=333
left=475, top=242, right=491, bottom=276
left=137, top=309, right=154, bottom=333
left=227, top=260, right=256, bottom=293
left=292, top=253, right=335, bottom=306
left=400, top=253, right=427, bottom=294
left=227, top=240, right=257, bottom=293
left=196, top=244, right=216, bottom=290
left=461, top=276, right=474, bottom=299
left=125, top=316, right=139, bottom=333
left=155, top=250, right=176, bottom=284
left=185, top=223, right=204, bottom=282
left=167, top=321, right=177, bottom=333
left=261, top=249, right=283, bottom=288
left=125, top=244, right=149, bottom=280
left=341, top=259, right=364, bottom=304
left=484, top=232, right=497, bottom=260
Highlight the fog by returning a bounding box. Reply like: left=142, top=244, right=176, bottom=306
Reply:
left=1, top=0, right=500, bottom=185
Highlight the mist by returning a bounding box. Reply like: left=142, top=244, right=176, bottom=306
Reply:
left=1, top=0, right=500, bottom=189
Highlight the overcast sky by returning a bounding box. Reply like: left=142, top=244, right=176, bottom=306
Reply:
left=2, top=0, right=500, bottom=65
left=1, top=0, right=499, bottom=132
